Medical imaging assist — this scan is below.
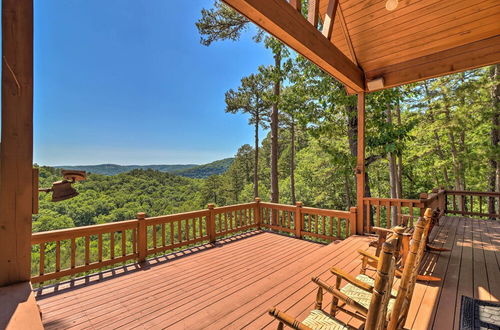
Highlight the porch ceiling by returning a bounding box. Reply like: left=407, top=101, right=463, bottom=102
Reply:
left=224, top=0, right=500, bottom=92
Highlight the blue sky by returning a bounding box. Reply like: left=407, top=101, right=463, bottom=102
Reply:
left=34, top=0, right=273, bottom=165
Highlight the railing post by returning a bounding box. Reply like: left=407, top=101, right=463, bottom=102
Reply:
left=137, top=212, right=147, bottom=263
left=254, top=197, right=261, bottom=229
left=207, top=204, right=216, bottom=244
left=349, top=207, right=357, bottom=237
left=295, top=202, right=303, bottom=238
left=419, top=193, right=428, bottom=216
left=442, top=190, right=447, bottom=214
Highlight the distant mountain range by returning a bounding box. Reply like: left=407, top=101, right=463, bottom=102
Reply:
left=56, top=158, right=234, bottom=178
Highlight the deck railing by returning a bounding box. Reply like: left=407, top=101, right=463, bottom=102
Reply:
left=444, top=190, right=500, bottom=219
left=31, top=199, right=355, bottom=284
left=361, top=188, right=499, bottom=234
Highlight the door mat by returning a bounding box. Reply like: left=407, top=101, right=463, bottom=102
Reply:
left=460, top=295, right=500, bottom=330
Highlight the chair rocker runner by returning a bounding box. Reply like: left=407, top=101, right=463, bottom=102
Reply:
left=268, top=238, right=399, bottom=330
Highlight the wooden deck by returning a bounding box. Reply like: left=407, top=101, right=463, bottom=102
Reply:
left=35, top=216, right=500, bottom=330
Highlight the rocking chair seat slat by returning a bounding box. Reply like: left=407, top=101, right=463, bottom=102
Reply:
left=302, top=310, right=349, bottom=329
left=340, top=275, right=397, bottom=312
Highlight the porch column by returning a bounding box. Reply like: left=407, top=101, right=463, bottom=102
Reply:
left=356, top=92, right=365, bottom=234
left=0, top=0, right=34, bottom=286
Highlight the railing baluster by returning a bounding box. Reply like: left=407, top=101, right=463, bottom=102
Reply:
left=322, top=215, right=326, bottom=235
left=55, top=240, right=61, bottom=272
left=199, top=217, right=203, bottom=238
left=162, top=223, right=166, bottom=246
left=133, top=228, right=137, bottom=254
left=98, top=233, right=103, bottom=263
left=153, top=224, right=157, bottom=249
left=39, top=242, right=45, bottom=276
left=121, top=231, right=126, bottom=257
left=110, top=232, right=114, bottom=260
left=386, top=203, right=391, bottom=229
left=337, top=216, right=341, bottom=238
left=170, top=222, right=174, bottom=244
left=376, top=202, right=381, bottom=227
left=85, top=236, right=90, bottom=265
left=178, top=221, right=182, bottom=243
left=71, top=238, right=76, bottom=268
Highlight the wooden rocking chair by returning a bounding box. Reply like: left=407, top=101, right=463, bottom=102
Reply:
left=358, top=208, right=441, bottom=282
left=329, top=215, right=428, bottom=329
left=268, top=238, right=399, bottom=330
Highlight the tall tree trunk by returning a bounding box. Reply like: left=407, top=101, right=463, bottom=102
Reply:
left=395, top=102, right=403, bottom=198
left=489, top=64, right=500, bottom=218
left=290, top=116, right=296, bottom=205
left=270, top=52, right=281, bottom=204
left=343, top=171, right=352, bottom=208
left=386, top=104, right=399, bottom=226
left=254, top=115, right=259, bottom=198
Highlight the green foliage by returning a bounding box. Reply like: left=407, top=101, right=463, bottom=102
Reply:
left=34, top=166, right=205, bottom=231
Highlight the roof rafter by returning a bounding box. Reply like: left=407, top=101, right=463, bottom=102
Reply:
left=322, top=0, right=339, bottom=40
left=308, top=0, right=320, bottom=28
left=222, top=0, right=365, bottom=92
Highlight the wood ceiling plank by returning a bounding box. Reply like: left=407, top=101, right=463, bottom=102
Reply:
left=365, top=35, right=500, bottom=91
left=346, top=0, right=496, bottom=38
left=322, top=0, right=339, bottom=39
left=337, top=3, right=358, bottom=65
left=359, top=14, right=500, bottom=70
left=222, top=0, right=365, bottom=91
left=349, top=0, right=497, bottom=51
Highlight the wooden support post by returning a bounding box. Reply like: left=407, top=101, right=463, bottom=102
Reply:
left=254, top=197, right=261, bottom=229
left=356, top=92, right=365, bottom=235
left=349, top=207, right=357, bottom=237
left=0, top=0, right=34, bottom=286
left=207, top=204, right=216, bottom=244
left=137, top=212, right=147, bottom=263
left=295, top=202, right=303, bottom=238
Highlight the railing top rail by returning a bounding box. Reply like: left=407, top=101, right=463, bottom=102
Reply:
left=301, top=206, right=350, bottom=218
left=145, top=209, right=210, bottom=225
left=259, top=202, right=297, bottom=212
left=213, top=202, right=256, bottom=214
left=363, top=197, right=425, bottom=206
left=445, top=190, right=500, bottom=197
left=31, top=219, right=138, bottom=244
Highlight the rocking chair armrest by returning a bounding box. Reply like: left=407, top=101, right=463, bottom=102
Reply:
left=330, top=267, right=374, bottom=293
left=371, top=226, right=393, bottom=234
left=358, top=249, right=379, bottom=262
left=311, top=277, right=369, bottom=316
left=268, top=307, right=312, bottom=330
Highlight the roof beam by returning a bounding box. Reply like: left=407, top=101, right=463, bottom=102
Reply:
left=365, top=35, right=500, bottom=91
left=222, top=0, right=365, bottom=92
left=322, top=0, right=339, bottom=40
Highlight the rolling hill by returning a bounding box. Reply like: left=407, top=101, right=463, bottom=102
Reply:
left=55, top=158, right=234, bottom=178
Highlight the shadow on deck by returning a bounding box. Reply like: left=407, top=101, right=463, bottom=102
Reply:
left=35, top=216, right=500, bottom=330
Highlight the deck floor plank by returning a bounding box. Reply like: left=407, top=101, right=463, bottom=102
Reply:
left=35, top=216, right=500, bottom=330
